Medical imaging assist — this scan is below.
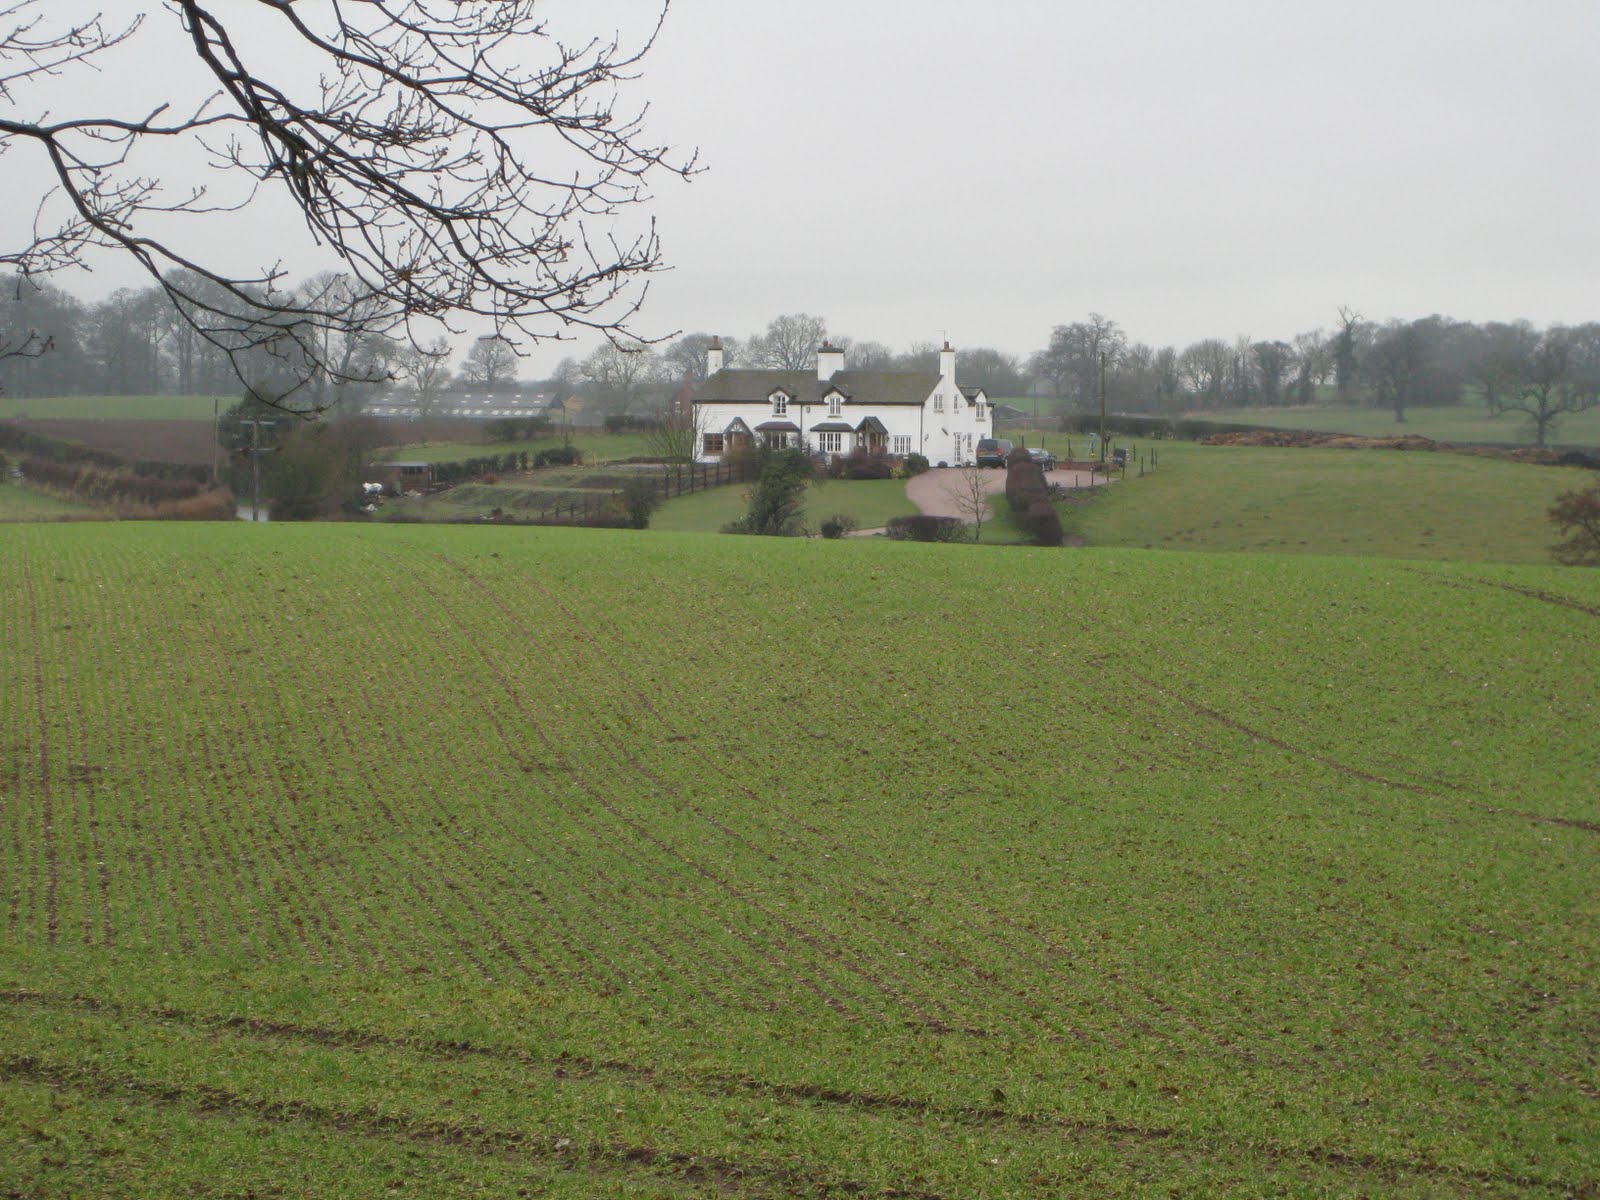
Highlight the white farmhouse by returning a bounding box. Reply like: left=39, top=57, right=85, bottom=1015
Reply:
left=692, top=338, right=991, bottom=466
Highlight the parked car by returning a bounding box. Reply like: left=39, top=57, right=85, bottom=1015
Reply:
left=1026, top=447, right=1057, bottom=472
left=975, top=438, right=1013, bottom=468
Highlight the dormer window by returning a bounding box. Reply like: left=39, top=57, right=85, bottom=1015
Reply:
left=828, top=395, right=842, bottom=418
left=772, top=393, right=788, bottom=416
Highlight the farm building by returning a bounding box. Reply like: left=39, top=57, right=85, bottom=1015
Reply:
left=374, top=461, right=434, bottom=492
left=692, top=339, right=991, bottom=466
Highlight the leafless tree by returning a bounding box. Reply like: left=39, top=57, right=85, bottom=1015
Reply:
left=1500, top=328, right=1600, bottom=447
left=945, top=465, right=993, bottom=542
left=459, top=336, right=517, bottom=388
left=643, top=395, right=704, bottom=463
left=1178, top=338, right=1229, bottom=409
left=0, top=1, right=695, bottom=411
left=583, top=337, right=660, bottom=416
left=747, top=314, right=828, bottom=371
left=396, top=336, right=451, bottom=420
left=664, top=332, right=736, bottom=386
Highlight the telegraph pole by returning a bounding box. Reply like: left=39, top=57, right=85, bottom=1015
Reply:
left=239, top=419, right=277, bottom=522
left=1098, top=352, right=1108, bottom=469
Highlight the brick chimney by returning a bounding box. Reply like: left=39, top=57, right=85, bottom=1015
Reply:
left=705, top=335, right=724, bottom=376
left=939, top=340, right=955, bottom=383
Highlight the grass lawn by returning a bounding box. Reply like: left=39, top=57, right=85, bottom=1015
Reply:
left=652, top=476, right=918, bottom=533
left=1067, top=440, right=1583, bottom=563
left=0, top=394, right=229, bottom=421
left=1194, top=402, right=1600, bottom=447
left=0, top=482, right=100, bottom=521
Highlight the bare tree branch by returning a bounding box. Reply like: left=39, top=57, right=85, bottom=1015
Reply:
left=0, top=0, right=695, bottom=412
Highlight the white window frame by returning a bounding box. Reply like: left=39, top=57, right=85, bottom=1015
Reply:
left=828, top=395, right=842, bottom=418
left=772, top=393, right=788, bottom=416
left=892, top=434, right=912, bottom=455
left=976, top=401, right=986, bottom=420
left=932, top=393, right=944, bottom=413
left=818, top=431, right=843, bottom=454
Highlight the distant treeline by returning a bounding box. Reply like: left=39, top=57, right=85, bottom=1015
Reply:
left=4, top=273, right=1596, bottom=445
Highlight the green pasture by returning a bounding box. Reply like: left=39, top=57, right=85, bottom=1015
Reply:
left=1068, top=440, right=1583, bottom=563
left=652, top=476, right=918, bottom=533
left=1190, top=402, right=1600, bottom=447
left=2, top=521, right=1596, bottom=1197
left=0, top=394, right=228, bottom=421
left=0, top=481, right=100, bottom=520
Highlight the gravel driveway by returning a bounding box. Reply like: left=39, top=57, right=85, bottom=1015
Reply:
left=905, top=465, right=1110, bottom=519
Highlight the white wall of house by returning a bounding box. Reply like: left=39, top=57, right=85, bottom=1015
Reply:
left=694, top=395, right=990, bottom=465
left=692, top=341, right=991, bottom=465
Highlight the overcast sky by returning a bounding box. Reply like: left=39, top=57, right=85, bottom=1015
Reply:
left=9, top=1, right=1598, bottom=378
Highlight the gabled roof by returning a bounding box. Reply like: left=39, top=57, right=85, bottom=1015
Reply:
left=959, top=385, right=988, bottom=400
left=696, top=367, right=943, bottom=406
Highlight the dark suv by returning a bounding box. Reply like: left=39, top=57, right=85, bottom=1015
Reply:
left=975, top=438, right=1013, bottom=468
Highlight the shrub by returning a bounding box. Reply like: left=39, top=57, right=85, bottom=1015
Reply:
left=819, top=513, right=857, bottom=539
left=1549, top=478, right=1600, bottom=566
left=1004, top=454, right=1048, bottom=514
left=901, top=453, right=930, bottom=476
left=885, top=514, right=966, bottom=542
left=829, top=447, right=895, bottom=480
left=481, top=472, right=498, bottom=485
left=1022, top=499, right=1065, bottom=547
left=534, top=445, right=582, bottom=467
left=723, top=445, right=814, bottom=536
left=621, top=477, right=661, bottom=530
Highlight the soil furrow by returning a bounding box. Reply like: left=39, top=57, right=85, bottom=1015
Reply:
left=1, top=988, right=1582, bottom=1195
left=0, top=1053, right=950, bottom=1200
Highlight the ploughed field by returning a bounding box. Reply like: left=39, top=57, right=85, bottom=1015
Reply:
left=1, top=523, right=1596, bottom=1197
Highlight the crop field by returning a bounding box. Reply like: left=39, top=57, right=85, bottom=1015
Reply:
left=1, top=522, right=1597, bottom=1197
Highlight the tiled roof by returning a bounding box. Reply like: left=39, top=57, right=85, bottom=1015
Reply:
left=696, top=368, right=942, bottom=406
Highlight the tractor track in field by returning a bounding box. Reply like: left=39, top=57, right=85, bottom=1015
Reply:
left=0, top=1053, right=949, bottom=1200
left=21, top=553, right=59, bottom=946
left=0, top=997, right=1587, bottom=1197
left=1404, top=568, right=1600, bottom=620
left=1130, top=672, right=1599, bottom=835
left=447, top=555, right=1238, bottom=1052
left=432, top=555, right=921, bottom=1028
left=1129, top=672, right=1435, bottom=793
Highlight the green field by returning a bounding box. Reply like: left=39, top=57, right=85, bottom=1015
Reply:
left=0, top=482, right=100, bottom=520
left=1069, top=441, right=1582, bottom=563
left=1191, top=403, right=1600, bottom=447
left=0, top=394, right=229, bottom=421
left=2, top=522, right=1596, bottom=1197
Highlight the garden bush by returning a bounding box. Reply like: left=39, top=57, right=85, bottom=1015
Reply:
left=1022, top=499, right=1065, bottom=546
left=819, top=514, right=857, bottom=539
left=885, top=514, right=966, bottom=542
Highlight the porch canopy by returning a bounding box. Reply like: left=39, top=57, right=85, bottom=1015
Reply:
left=808, top=421, right=854, bottom=433
left=722, top=417, right=753, bottom=435
left=854, top=416, right=889, bottom=435
left=754, top=420, right=800, bottom=433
